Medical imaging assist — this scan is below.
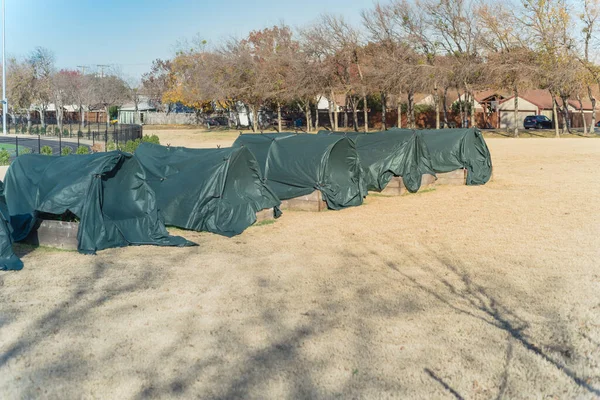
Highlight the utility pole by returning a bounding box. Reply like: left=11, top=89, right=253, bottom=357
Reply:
left=96, top=64, right=109, bottom=78
left=77, top=66, right=88, bottom=129
left=2, top=0, right=6, bottom=135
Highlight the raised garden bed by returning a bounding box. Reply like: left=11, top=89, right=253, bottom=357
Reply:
left=255, top=208, right=277, bottom=223
left=22, top=220, right=79, bottom=251
left=378, top=174, right=437, bottom=196
left=434, top=169, right=467, bottom=185
left=279, top=191, right=328, bottom=212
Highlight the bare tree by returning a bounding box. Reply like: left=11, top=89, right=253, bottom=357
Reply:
left=52, top=70, right=82, bottom=133
left=423, top=0, right=483, bottom=128
left=579, top=0, right=600, bottom=133
left=6, top=58, right=34, bottom=128
left=243, top=25, right=298, bottom=132
left=28, top=47, right=55, bottom=129
left=141, top=59, right=172, bottom=112
left=520, top=0, right=576, bottom=137
left=476, top=1, right=536, bottom=137
left=92, top=73, right=129, bottom=130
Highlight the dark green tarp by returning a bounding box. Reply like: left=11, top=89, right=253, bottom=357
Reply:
left=318, top=130, right=436, bottom=192
left=388, top=128, right=493, bottom=185
left=135, top=143, right=281, bottom=237
left=0, top=182, right=23, bottom=270
left=3, top=152, right=194, bottom=254
left=233, top=133, right=366, bottom=210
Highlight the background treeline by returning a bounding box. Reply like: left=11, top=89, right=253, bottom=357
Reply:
left=5, top=0, right=600, bottom=137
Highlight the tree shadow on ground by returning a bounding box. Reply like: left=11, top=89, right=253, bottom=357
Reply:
left=387, top=247, right=600, bottom=398
left=0, top=259, right=163, bottom=398
left=130, top=254, right=427, bottom=399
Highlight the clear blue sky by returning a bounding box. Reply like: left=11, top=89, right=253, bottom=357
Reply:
left=7, top=0, right=368, bottom=81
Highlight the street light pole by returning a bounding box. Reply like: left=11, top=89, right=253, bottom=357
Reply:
left=2, top=0, right=6, bottom=135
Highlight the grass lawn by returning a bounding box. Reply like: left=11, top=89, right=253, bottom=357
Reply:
left=0, top=143, right=17, bottom=155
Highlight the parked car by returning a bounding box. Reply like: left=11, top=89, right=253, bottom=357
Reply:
left=212, top=116, right=229, bottom=126
left=523, top=115, right=552, bottom=129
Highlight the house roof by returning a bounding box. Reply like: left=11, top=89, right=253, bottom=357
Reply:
left=120, top=96, right=157, bottom=112
left=119, top=102, right=156, bottom=112
left=499, top=89, right=597, bottom=111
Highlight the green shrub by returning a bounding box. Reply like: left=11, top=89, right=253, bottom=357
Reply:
left=61, top=146, right=73, bottom=156
left=19, top=147, right=32, bottom=155
left=106, top=141, right=118, bottom=151
left=54, top=127, right=60, bottom=135
left=77, top=130, right=83, bottom=137
left=40, top=145, right=53, bottom=155
left=22, top=125, right=28, bottom=134
left=123, top=139, right=141, bottom=154
left=75, top=146, right=89, bottom=154
left=40, top=126, right=46, bottom=135
left=31, top=126, right=37, bottom=135
left=0, top=149, right=10, bottom=165
left=63, top=129, right=69, bottom=137
left=142, top=134, right=160, bottom=145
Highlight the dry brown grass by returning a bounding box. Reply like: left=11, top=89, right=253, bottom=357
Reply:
left=1, top=133, right=599, bottom=399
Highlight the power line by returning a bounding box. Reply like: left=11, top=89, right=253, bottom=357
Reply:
left=96, top=64, right=109, bottom=78
left=76, top=65, right=88, bottom=75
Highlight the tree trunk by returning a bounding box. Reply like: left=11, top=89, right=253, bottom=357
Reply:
left=457, top=89, right=464, bottom=128
left=226, top=102, right=233, bottom=129
left=246, top=104, right=256, bottom=132
left=305, top=103, right=312, bottom=132
left=328, top=99, right=334, bottom=130
left=409, top=90, right=417, bottom=129
left=513, top=86, right=519, bottom=138
left=352, top=99, right=358, bottom=132
left=470, top=92, right=476, bottom=128
left=80, top=105, right=84, bottom=131
left=57, top=107, right=63, bottom=134
left=135, top=99, right=139, bottom=125
left=252, top=105, right=259, bottom=133
left=315, top=100, right=320, bottom=130
left=434, top=88, right=440, bottom=129
left=381, top=92, right=387, bottom=130
left=27, top=113, right=31, bottom=131
left=332, top=92, right=338, bottom=131
left=40, top=108, right=46, bottom=129
left=589, top=86, right=596, bottom=134
left=577, top=95, right=587, bottom=135
left=363, top=94, right=369, bottom=133
left=397, top=94, right=402, bottom=129
left=408, top=90, right=415, bottom=129
left=104, top=106, right=110, bottom=131
left=443, top=87, right=449, bottom=128
left=277, top=101, right=282, bottom=133
left=551, top=94, right=560, bottom=138
left=560, top=96, right=570, bottom=134
left=234, top=102, right=241, bottom=129
left=343, top=109, right=348, bottom=129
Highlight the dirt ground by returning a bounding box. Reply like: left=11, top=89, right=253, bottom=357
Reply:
left=1, top=131, right=599, bottom=399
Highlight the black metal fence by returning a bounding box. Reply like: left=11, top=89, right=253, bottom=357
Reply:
left=0, top=123, right=143, bottom=158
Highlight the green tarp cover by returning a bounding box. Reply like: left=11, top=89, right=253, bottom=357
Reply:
left=0, top=182, right=23, bottom=270
left=4, top=152, right=194, bottom=254
left=389, top=128, right=492, bottom=185
left=318, top=130, right=436, bottom=192
left=233, top=133, right=366, bottom=210
left=135, top=143, right=281, bottom=237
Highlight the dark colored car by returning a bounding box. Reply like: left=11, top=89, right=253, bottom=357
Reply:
left=524, top=115, right=552, bottom=129
left=205, top=116, right=230, bottom=127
